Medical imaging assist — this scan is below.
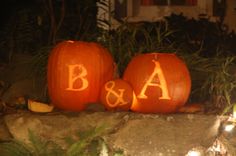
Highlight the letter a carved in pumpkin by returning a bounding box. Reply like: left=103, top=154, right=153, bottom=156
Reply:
left=123, top=53, right=191, bottom=113
left=137, top=60, right=170, bottom=100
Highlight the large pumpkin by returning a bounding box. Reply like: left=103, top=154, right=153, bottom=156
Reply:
left=100, top=79, right=134, bottom=111
left=123, top=53, right=191, bottom=113
left=47, top=40, right=115, bottom=111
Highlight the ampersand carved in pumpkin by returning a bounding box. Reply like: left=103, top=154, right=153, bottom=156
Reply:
left=100, top=79, right=134, bottom=111
left=105, top=81, right=128, bottom=107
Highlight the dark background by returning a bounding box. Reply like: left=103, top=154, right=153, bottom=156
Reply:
left=0, top=0, right=35, bottom=28
left=0, top=0, right=99, bottom=62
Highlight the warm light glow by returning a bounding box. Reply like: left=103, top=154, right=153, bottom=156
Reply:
left=233, top=112, right=236, bottom=119
left=233, top=104, right=236, bottom=119
left=66, top=64, right=88, bottom=91
left=224, top=124, right=235, bottom=132
left=186, top=150, right=201, bottom=156
left=137, top=60, right=170, bottom=100
left=67, top=40, right=75, bottom=43
left=207, top=139, right=227, bottom=154
left=105, top=81, right=128, bottom=107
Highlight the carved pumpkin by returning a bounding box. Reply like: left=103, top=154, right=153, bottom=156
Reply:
left=47, top=40, right=115, bottom=111
left=100, top=79, right=134, bottom=111
left=123, top=53, right=191, bottom=113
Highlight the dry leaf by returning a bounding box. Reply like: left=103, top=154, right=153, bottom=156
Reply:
left=177, top=103, right=203, bottom=113
left=28, top=99, right=54, bottom=113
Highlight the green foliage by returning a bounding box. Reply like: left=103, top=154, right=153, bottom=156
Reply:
left=113, top=149, right=124, bottom=156
left=181, top=50, right=236, bottom=112
left=0, top=129, right=63, bottom=156
left=65, top=125, right=106, bottom=156
left=0, top=125, right=117, bottom=156
left=165, top=13, right=236, bottom=57
left=98, top=21, right=177, bottom=75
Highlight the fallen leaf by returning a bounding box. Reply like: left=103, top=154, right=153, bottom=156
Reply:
left=177, top=103, right=203, bottom=113
left=28, top=99, right=54, bottom=113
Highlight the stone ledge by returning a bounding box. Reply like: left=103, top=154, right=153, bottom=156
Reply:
left=2, top=111, right=226, bottom=155
left=0, top=117, right=12, bottom=141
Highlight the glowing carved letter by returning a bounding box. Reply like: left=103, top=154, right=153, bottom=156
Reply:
left=105, top=81, right=128, bottom=107
left=137, top=60, right=171, bottom=99
left=66, top=64, right=88, bottom=91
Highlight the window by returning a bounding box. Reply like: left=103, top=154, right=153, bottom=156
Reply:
left=141, top=0, right=197, bottom=6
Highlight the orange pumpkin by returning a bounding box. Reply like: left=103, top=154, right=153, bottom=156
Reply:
left=47, top=40, right=115, bottom=111
left=123, top=53, right=191, bottom=113
left=100, top=79, right=134, bottom=111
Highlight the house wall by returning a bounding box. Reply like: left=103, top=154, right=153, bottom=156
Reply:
left=123, top=0, right=236, bottom=32
left=224, top=0, right=236, bottom=32
left=126, top=0, right=209, bottom=21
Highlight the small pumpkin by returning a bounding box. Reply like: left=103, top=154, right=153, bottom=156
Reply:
left=47, top=40, right=115, bottom=111
left=123, top=53, right=191, bottom=113
left=100, top=79, right=134, bottom=111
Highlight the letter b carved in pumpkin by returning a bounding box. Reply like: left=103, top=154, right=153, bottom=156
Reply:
left=47, top=40, right=115, bottom=111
